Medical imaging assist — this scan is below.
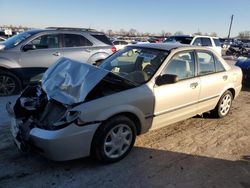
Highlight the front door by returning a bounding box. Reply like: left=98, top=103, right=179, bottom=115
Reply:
left=20, top=34, right=63, bottom=79
left=152, top=51, right=200, bottom=130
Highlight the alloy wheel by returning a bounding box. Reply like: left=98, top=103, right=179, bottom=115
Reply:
left=219, top=93, right=232, bottom=116
left=0, top=75, right=16, bottom=95
left=104, top=124, right=133, bottom=159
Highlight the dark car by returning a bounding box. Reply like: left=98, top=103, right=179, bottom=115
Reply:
left=164, top=35, right=193, bottom=44
left=235, top=56, right=250, bottom=86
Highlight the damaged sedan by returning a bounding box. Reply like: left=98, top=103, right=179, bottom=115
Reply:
left=7, top=43, right=242, bottom=163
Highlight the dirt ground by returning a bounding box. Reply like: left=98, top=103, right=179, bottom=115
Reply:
left=0, top=64, right=250, bottom=187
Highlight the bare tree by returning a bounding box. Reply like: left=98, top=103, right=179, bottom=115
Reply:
left=193, top=31, right=202, bottom=35
left=129, top=28, right=137, bottom=36
left=238, top=31, right=250, bottom=40
left=165, top=32, right=172, bottom=37
left=210, top=32, right=217, bottom=37
left=174, top=31, right=184, bottom=35
left=107, top=29, right=113, bottom=37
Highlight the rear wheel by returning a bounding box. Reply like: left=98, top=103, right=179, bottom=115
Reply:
left=92, top=115, right=136, bottom=163
left=211, top=90, right=233, bottom=118
left=0, top=70, right=22, bottom=96
left=94, top=59, right=104, bottom=66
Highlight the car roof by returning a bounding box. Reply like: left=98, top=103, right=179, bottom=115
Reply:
left=26, top=28, right=104, bottom=35
left=129, top=43, right=189, bottom=51
left=168, top=35, right=193, bottom=38
left=193, top=35, right=219, bottom=39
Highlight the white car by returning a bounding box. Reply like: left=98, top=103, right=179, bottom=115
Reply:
left=113, top=40, right=129, bottom=50
left=164, top=35, right=222, bottom=56
left=191, top=35, right=222, bottom=56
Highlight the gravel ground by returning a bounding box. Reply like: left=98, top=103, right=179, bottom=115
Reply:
left=0, top=60, right=249, bottom=188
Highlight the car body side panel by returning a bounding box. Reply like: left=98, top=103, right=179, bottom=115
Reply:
left=73, top=85, right=155, bottom=134
left=0, top=52, right=21, bottom=68
left=197, top=67, right=242, bottom=113
left=152, top=77, right=200, bottom=130
left=87, top=51, right=111, bottom=64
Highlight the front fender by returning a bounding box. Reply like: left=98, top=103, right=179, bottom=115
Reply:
left=0, top=57, right=21, bottom=69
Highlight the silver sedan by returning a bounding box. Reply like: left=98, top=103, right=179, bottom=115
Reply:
left=7, top=43, right=242, bottom=163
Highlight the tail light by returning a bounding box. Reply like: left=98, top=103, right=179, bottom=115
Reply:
left=111, top=46, right=117, bottom=53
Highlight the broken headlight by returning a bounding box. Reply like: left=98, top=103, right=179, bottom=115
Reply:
left=52, top=110, right=81, bottom=128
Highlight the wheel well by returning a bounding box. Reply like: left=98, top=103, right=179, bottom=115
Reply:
left=227, top=88, right=235, bottom=99
left=104, top=112, right=142, bottom=135
left=0, top=67, right=23, bottom=86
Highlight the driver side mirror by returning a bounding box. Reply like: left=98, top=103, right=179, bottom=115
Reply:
left=22, top=44, right=36, bottom=52
left=155, top=74, right=178, bottom=86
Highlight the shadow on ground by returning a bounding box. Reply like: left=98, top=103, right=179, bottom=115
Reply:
left=0, top=123, right=249, bottom=188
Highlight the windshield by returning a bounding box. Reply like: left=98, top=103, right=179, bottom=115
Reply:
left=100, top=46, right=169, bottom=85
left=2, top=31, right=36, bottom=49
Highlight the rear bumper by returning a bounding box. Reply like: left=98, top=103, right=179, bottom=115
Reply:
left=234, top=84, right=242, bottom=98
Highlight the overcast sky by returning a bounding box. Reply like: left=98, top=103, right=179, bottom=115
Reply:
left=0, top=0, right=249, bottom=37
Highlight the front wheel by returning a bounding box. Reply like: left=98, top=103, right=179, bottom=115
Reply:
left=0, top=70, right=22, bottom=96
left=92, top=115, right=136, bottom=163
left=211, top=90, right=233, bottom=118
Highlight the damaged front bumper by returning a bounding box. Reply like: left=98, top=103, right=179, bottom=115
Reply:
left=7, top=102, right=100, bottom=161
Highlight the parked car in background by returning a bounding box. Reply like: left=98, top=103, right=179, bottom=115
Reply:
left=0, top=27, right=115, bottom=96
left=7, top=43, right=242, bottom=163
left=236, top=55, right=250, bottom=86
left=164, top=35, right=193, bottom=44
left=164, top=35, right=222, bottom=56
left=190, top=36, right=222, bottom=56
left=113, top=40, right=129, bottom=50
left=0, top=36, right=6, bottom=42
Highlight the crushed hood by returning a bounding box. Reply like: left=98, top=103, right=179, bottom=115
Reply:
left=42, top=57, right=109, bottom=105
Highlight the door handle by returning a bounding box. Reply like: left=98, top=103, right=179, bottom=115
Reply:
left=52, top=52, right=61, bottom=56
left=190, top=82, right=198, bottom=89
left=223, top=75, right=228, bottom=81
left=84, top=49, right=91, bottom=52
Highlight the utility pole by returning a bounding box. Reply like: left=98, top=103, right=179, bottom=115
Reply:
left=227, top=14, right=234, bottom=39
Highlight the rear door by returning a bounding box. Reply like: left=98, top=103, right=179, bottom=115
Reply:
left=61, top=33, right=95, bottom=63
left=196, top=50, right=228, bottom=112
left=152, top=51, right=200, bottom=130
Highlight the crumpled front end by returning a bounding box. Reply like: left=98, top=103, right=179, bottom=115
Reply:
left=7, top=85, right=100, bottom=161
left=7, top=57, right=137, bottom=161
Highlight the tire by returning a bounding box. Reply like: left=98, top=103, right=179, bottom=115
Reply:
left=211, top=90, right=233, bottom=118
left=92, top=115, right=136, bottom=163
left=94, top=59, right=103, bottom=66
left=0, top=70, right=22, bottom=96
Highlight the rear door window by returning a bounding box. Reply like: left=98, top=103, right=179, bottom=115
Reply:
left=63, top=34, right=93, bottom=47
left=193, top=38, right=202, bottom=46
left=201, top=38, right=212, bottom=46
left=197, top=51, right=216, bottom=75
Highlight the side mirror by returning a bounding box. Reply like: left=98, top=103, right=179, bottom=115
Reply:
left=155, top=74, right=178, bottom=86
left=22, top=44, right=36, bottom=52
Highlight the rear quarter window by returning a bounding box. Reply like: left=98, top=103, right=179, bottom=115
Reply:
left=91, top=34, right=113, bottom=45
